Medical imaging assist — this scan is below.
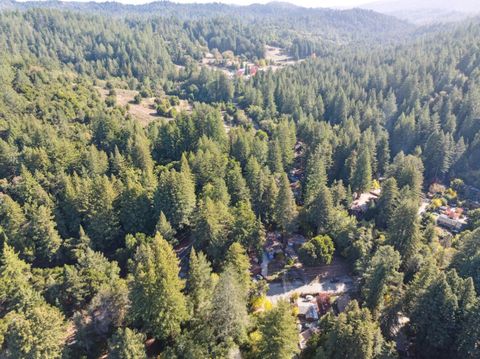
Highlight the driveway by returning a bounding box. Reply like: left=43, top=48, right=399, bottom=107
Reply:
left=267, top=275, right=354, bottom=303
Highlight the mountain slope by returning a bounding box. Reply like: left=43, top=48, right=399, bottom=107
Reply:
left=362, top=0, right=480, bottom=24
left=2, top=1, right=413, bottom=42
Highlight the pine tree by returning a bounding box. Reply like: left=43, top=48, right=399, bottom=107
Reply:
left=350, top=147, right=372, bottom=194
left=83, top=144, right=109, bottom=176
left=108, top=328, right=146, bottom=359
left=455, top=302, right=480, bottom=359
left=155, top=211, right=176, bottom=244
left=304, top=148, right=327, bottom=205
left=193, top=197, right=233, bottom=261
left=307, top=184, right=335, bottom=235
left=387, top=153, right=424, bottom=197
left=423, top=129, right=451, bottom=182
left=258, top=300, right=299, bottom=359
left=0, top=242, right=35, bottom=313
left=155, top=167, right=196, bottom=230
left=274, top=172, right=297, bottom=234
left=0, top=194, right=27, bottom=255
left=334, top=89, right=348, bottom=124
left=0, top=138, right=18, bottom=179
left=225, top=160, right=251, bottom=205
left=2, top=302, right=67, bottom=359
left=211, top=268, right=249, bottom=350
left=361, top=245, right=403, bottom=317
left=224, top=242, right=251, bottom=296
left=313, top=300, right=395, bottom=359
left=129, top=233, right=188, bottom=341
left=200, top=177, right=231, bottom=205
left=387, top=198, right=421, bottom=264
left=375, top=177, right=399, bottom=229
left=25, top=203, right=62, bottom=265
left=86, top=175, right=121, bottom=252
left=268, top=139, right=284, bottom=174
left=14, top=165, right=52, bottom=208
left=410, top=273, right=459, bottom=359
left=117, top=173, right=152, bottom=236
left=376, top=133, right=391, bottom=177
left=262, top=174, right=279, bottom=224
left=245, top=156, right=265, bottom=214
left=231, top=201, right=258, bottom=250
left=187, top=249, right=216, bottom=318
left=452, top=227, right=480, bottom=292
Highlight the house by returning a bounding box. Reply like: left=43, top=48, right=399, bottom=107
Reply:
left=297, top=298, right=319, bottom=322
left=436, top=214, right=466, bottom=231
left=350, top=190, right=380, bottom=216
left=265, top=232, right=283, bottom=260
left=435, top=205, right=468, bottom=231
left=287, top=234, right=307, bottom=247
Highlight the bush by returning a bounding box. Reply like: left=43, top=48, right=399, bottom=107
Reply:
left=105, top=95, right=116, bottom=107
left=156, top=98, right=171, bottom=116
left=133, top=93, right=142, bottom=104
left=298, top=235, right=335, bottom=266
left=169, top=96, right=180, bottom=106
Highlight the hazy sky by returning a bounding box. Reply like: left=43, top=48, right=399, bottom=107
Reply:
left=64, top=0, right=371, bottom=8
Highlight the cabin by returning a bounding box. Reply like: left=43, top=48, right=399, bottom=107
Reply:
left=436, top=214, right=466, bottom=231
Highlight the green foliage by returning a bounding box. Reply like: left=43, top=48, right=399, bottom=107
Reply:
left=409, top=270, right=477, bottom=359
left=193, top=197, right=233, bottom=261
left=187, top=249, right=216, bottom=318
left=258, top=300, right=299, bottom=359
left=0, top=5, right=480, bottom=358
left=310, top=301, right=396, bottom=359
left=361, top=245, right=403, bottom=317
left=350, top=147, right=372, bottom=194
left=375, top=178, right=399, bottom=229
left=210, top=268, right=249, bottom=352
left=452, top=228, right=480, bottom=293
left=274, top=172, right=298, bottom=234
left=0, top=242, right=36, bottom=314
left=129, top=234, right=188, bottom=341
left=1, top=302, right=67, bottom=359
left=231, top=201, right=263, bottom=251
left=299, top=235, right=335, bottom=266
left=154, top=166, right=196, bottom=230
left=108, top=328, right=146, bottom=359
left=387, top=197, right=422, bottom=264
left=155, top=211, right=177, bottom=244
left=61, top=247, right=122, bottom=313
left=224, top=242, right=251, bottom=295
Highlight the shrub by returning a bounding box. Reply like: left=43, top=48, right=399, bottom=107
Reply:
left=298, top=235, right=335, bottom=266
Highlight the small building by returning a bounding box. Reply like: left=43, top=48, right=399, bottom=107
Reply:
left=265, top=240, right=283, bottom=260
left=436, top=214, right=466, bottom=231
left=297, top=298, right=319, bottom=322
left=350, top=190, right=380, bottom=216
left=288, top=234, right=307, bottom=247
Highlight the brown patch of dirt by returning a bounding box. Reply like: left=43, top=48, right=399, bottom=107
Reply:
left=95, top=87, right=192, bottom=127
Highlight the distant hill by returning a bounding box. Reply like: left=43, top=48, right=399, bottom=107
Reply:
left=1, top=1, right=413, bottom=43
left=362, top=0, right=480, bottom=24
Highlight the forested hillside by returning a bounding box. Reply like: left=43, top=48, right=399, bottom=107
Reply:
left=0, top=3, right=479, bottom=359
